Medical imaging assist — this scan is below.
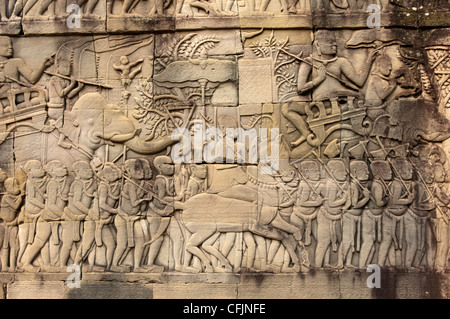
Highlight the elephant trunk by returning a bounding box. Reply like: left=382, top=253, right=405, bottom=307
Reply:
left=124, top=135, right=181, bottom=155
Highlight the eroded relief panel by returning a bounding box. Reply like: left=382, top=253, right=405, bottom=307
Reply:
left=0, top=0, right=448, bottom=282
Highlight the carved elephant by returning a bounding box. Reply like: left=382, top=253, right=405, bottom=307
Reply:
left=62, top=93, right=180, bottom=157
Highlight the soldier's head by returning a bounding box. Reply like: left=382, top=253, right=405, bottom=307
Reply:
left=57, top=56, right=72, bottom=77
left=55, top=45, right=74, bottom=76
left=191, top=164, right=207, bottom=180
left=153, top=156, right=174, bottom=176
left=377, top=55, right=392, bottom=77
left=45, top=160, right=67, bottom=178
left=313, top=30, right=337, bottom=57
left=327, top=159, right=347, bottom=181
left=24, top=160, right=45, bottom=179
left=370, top=160, right=391, bottom=181
left=300, top=160, right=320, bottom=181
left=416, top=160, right=434, bottom=184
left=350, top=160, right=369, bottom=181
left=0, top=36, right=13, bottom=58
left=141, top=158, right=152, bottom=180
left=392, top=158, right=413, bottom=181
left=73, top=161, right=93, bottom=180
left=124, top=158, right=145, bottom=180
left=427, top=146, right=446, bottom=165
left=434, top=162, right=447, bottom=183
left=98, top=162, right=122, bottom=182
left=4, top=177, right=20, bottom=195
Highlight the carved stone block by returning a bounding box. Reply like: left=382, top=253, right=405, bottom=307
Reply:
left=0, top=0, right=448, bottom=301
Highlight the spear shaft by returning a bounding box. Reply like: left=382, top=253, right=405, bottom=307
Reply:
left=44, top=71, right=113, bottom=89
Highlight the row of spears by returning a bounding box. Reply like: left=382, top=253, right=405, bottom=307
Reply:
left=0, top=147, right=448, bottom=274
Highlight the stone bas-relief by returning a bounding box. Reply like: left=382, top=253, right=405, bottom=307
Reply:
left=0, top=0, right=107, bottom=34
left=0, top=6, right=448, bottom=299
left=0, top=148, right=449, bottom=274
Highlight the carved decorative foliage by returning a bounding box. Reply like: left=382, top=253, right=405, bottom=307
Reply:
left=155, top=33, right=220, bottom=73
left=427, top=48, right=450, bottom=109
left=133, top=80, right=184, bottom=140
left=248, top=31, right=300, bottom=101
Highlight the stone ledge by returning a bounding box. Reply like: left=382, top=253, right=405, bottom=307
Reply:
left=1, top=270, right=448, bottom=299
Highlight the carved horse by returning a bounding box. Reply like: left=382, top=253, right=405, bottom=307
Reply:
left=174, top=191, right=305, bottom=273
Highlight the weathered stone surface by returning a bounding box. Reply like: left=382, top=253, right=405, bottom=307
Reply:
left=8, top=281, right=66, bottom=299
left=0, top=0, right=448, bottom=301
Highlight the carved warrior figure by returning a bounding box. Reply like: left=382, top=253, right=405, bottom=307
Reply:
left=59, top=161, right=96, bottom=270
left=340, top=160, right=370, bottom=269
left=432, top=162, right=450, bottom=273
left=75, top=162, right=122, bottom=272
left=184, top=164, right=207, bottom=200
left=269, top=167, right=300, bottom=272
left=364, top=54, right=398, bottom=121
left=282, top=30, right=378, bottom=148
left=407, top=161, right=436, bottom=271
left=17, top=160, right=47, bottom=267
left=0, top=38, right=448, bottom=279
left=0, top=178, right=24, bottom=272
left=147, top=156, right=176, bottom=272
left=22, top=161, right=70, bottom=273
left=315, top=159, right=349, bottom=268
left=247, top=165, right=306, bottom=273
left=0, top=154, right=446, bottom=274
left=378, top=158, right=414, bottom=268
left=0, top=36, right=50, bottom=84
left=0, top=36, right=53, bottom=112
left=359, top=160, right=390, bottom=269
left=46, top=54, right=84, bottom=149
left=291, top=160, right=322, bottom=250
left=111, top=158, right=152, bottom=273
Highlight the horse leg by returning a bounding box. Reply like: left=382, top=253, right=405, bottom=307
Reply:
left=262, top=228, right=300, bottom=272
left=202, top=232, right=233, bottom=273
left=281, top=235, right=301, bottom=273
left=184, top=227, right=216, bottom=273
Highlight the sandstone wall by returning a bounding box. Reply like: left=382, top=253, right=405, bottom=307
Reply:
left=0, top=0, right=448, bottom=299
